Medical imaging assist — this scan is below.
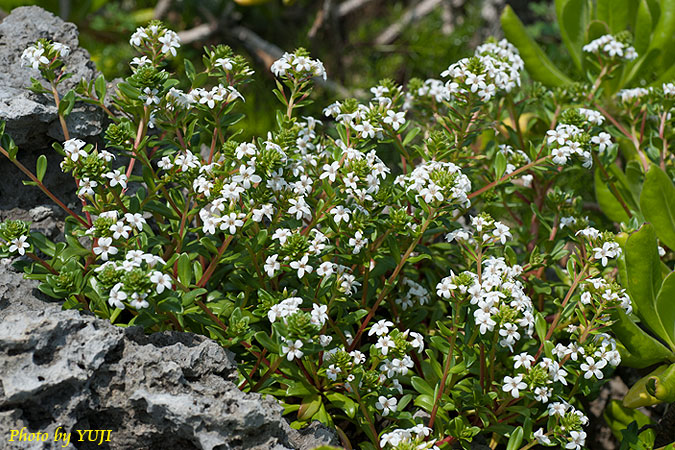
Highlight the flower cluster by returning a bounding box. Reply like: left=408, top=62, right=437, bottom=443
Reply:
left=583, top=34, right=637, bottom=62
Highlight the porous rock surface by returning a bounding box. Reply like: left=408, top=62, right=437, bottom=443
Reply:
left=0, top=262, right=337, bottom=450
left=0, top=6, right=105, bottom=210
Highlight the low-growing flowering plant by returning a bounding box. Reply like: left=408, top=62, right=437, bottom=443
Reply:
left=1, top=20, right=674, bottom=450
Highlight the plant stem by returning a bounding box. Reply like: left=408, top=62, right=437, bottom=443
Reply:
left=0, top=146, right=88, bottom=227
left=468, top=156, right=551, bottom=200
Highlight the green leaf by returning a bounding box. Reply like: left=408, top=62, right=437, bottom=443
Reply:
left=603, top=400, right=654, bottom=443
left=494, top=151, right=507, bottom=179
left=640, top=165, right=675, bottom=250
left=94, top=74, right=107, bottom=101
left=402, top=126, right=421, bottom=146
left=411, top=376, right=434, bottom=396
left=501, top=5, right=573, bottom=87
left=611, top=308, right=673, bottom=368
left=556, top=0, right=589, bottom=71
left=634, top=0, right=655, bottom=55
left=594, top=168, right=630, bottom=223
left=647, top=362, right=675, bottom=403
left=58, top=90, right=76, bottom=116
left=625, top=224, right=672, bottom=348
left=177, top=253, right=192, bottom=286
left=36, top=154, right=47, bottom=183
left=596, top=0, right=631, bottom=33
left=656, top=272, right=675, bottom=352
left=255, top=331, right=279, bottom=353
left=624, top=365, right=667, bottom=408
left=326, top=392, right=357, bottom=418
left=184, top=58, right=196, bottom=81
left=297, top=394, right=322, bottom=421
left=505, top=426, right=524, bottom=450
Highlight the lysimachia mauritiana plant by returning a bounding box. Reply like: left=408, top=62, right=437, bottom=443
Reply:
left=0, top=20, right=658, bottom=450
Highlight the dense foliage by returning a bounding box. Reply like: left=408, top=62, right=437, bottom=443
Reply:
left=3, top=3, right=675, bottom=449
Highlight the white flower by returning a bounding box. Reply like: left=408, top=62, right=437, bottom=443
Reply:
left=331, top=205, right=351, bottom=224
left=580, top=356, right=607, bottom=379
left=281, top=339, right=304, bottom=361
left=104, top=170, right=128, bottom=189
left=320, top=161, right=340, bottom=183
left=63, top=138, right=88, bottom=161
left=316, top=261, right=335, bottom=277
left=534, top=429, right=551, bottom=445
left=158, top=30, right=180, bottom=56
left=110, top=221, right=132, bottom=239
left=591, top=132, right=612, bottom=151
left=150, top=271, right=172, bottom=294
left=513, top=352, right=534, bottom=369
left=108, top=283, right=127, bottom=309
left=311, top=303, right=328, bottom=326
left=383, top=110, right=406, bottom=130
left=326, top=364, right=341, bottom=381
left=220, top=212, right=244, bottom=234
left=502, top=375, right=527, bottom=398
left=348, top=230, right=368, bottom=254
left=8, top=235, right=29, bottom=256
left=124, top=213, right=146, bottom=231
left=290, top=254, right=312, bottom=279
left=566, top=430, right=586, bottom=450
left=375, top=335, right=396, bottom=355
left=264, top=254, right=281, bottom=277
left=271, top=228, right=292, bottom=245
left=375, top=396, right=397, bottom=416
left=93, top=237, right=118, bottom=261
left=78, top=178, right=97, bottom=197
left=369, top=319, right=394, bottom=336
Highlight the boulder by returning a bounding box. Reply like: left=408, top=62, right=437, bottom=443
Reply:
left=0, top=6, right=107, bottom=210
left=0, top=262, right=338, bottom=450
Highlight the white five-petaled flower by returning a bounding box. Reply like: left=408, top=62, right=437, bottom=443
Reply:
left=534, top=429, right=551, bottom=445
left=375, top=335, right=396, bottom=355
left=331, top=205, right=350, bottom=224
left=8, top=235, right=29, bottom=256
left=591, top=132, right=612, bottom=151
left=110, top=221, right=132, bottom=239
left=502, top=375, right=527, bottom=398
left=93, top=237, right=118, bottom=261
left=375, top=396, right=397, bottom=416
left=124, top=213, right=146, bottom=231
left=369, top=319, right=394, bottom=336
left=290, top=255, right=312, bottom=279
left=383, top=110, right=406, bottom=130
left=282, top=339, right=304, bottom=361
left=566, top=430, right=586, bottom=450
left=150, top=271, right=172, bottom=294
left=264, top=254, right=281, bottom=277
left=580, top=356, right=607, bottom=379
left=104, top=169, right=128, bottom=189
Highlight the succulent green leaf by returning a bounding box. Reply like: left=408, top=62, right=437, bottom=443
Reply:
left=656, top=272, right=675, bottom=352
left=625, top=224, right=671, bottom=347
left=556, top=0, right=590, bottom=71
left=611, top=309, right=673, bottom=367
left=640, top=165, right=675, bottom=250
left=501, top=5, right=573, bottom=87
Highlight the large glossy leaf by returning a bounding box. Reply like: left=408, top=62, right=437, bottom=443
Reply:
left=634, top=0, right=655, bottom=55
left=624, top=365, right=667, bottom=408
left=603, top=400, right=655, bottom=444
left=645, top=0, right=675, bottom=72
left=501, top=6, right=573, bottom=87
left=640, top=165, right=675, bottom=250
left=656, top=272, right=675, bottom=352
left=555, top=0, right=589, bottom=72
left=611, top=309, right=673, bottom=367
left=625, top=224, right=671, bottom=347
left=647, top=362, right=675, bottom=402
left=595, top=168, right=630, bottom=223
left=597, top=0, right=631, bottom=33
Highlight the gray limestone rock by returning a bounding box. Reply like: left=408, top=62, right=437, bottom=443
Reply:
left=0, top=6, right=109, bottom=211
left=0, top=264, right=338, bottom=450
